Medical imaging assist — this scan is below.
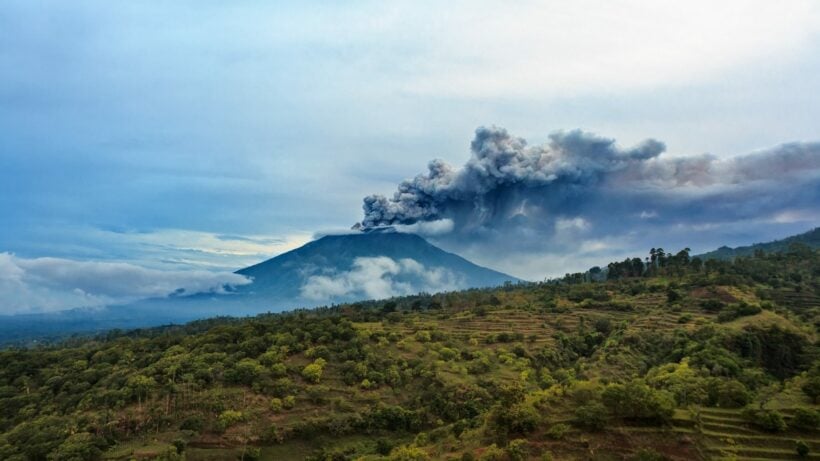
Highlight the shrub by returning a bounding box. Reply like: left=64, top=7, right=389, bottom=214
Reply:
left=602, top=380, right=675, bottom=421
left=743, top=408, right=787, bottom=432
left=710, top=379, right=751, bottom=408
left=506, top=439, right=529, bottom=461
left=415, top=331, right=432, bottom=342
left=270, top=397, right=283, bottom=412
left=302, top=359, right=326, bottom=384
left=438, top=347, right=458, bottom=361
left=375, top=439, right=393, bottom=456
left=467, top=356, right=493, bottom=375
left=262, top=424, right=283, bottom=444
left=389, top=445, right=430, bottom=461
left=180, top=415, right=204, bottom=432
left=172, top=438, right=186, bottom=454
left=240, top=447, right=261, bottom=461
left=574, top=402, right=608, bottom=430
left=48, top=432, right=104, bottom=461
left=270, top=363, right=287, bottom=378
left=478, top=444, right=505, bottom=461
left=797, top=440, right=810, bottom=458
left=485, top=402, right=539, bottom=443
left=792, top=408, right=820, bottom=430
left=700, top=299, right=726, bottom=312
left=217, top=410, right=245, bottom=432
left=226, top=359, right=265, bottom=385
left=717, top=302, right=762, bottom=322
left=802, top=376, right=820, bottom=403
left=546, top=423, right=570, bottom=440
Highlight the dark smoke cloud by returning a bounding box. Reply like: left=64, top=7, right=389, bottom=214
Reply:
left=361, top=127, right=669, bottom=228
left=358, top=126, right=820, bottom=278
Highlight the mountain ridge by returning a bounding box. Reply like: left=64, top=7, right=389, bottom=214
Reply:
left=696, top=227, right=819, bottom=260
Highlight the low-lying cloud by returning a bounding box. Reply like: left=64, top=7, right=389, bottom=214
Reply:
left=300, top=256, right=464, bottom=302
left=358, top=126, right=820, bottom=278
left=0, top=253, right=251, bottom=314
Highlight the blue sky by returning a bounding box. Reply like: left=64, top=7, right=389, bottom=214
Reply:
left=1, top=1, right=819, bottom=312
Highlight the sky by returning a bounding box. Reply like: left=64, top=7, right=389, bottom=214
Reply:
left=1, top=1, right=819, bottom=313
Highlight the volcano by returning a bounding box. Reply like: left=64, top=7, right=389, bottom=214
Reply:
left=236, top=230, right=519, bottom=302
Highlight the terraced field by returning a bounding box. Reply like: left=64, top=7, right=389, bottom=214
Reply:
left=686, top=407, right=820, bottom=460
left=764, top=289, right=820, bottom=312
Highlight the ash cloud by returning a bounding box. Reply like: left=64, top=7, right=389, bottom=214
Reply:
left=358, top=126, right=820, bottom=277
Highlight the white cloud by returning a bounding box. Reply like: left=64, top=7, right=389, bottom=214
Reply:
left=555, top=217, right=591, bottom=234
left=0, top=253, right=251, bottom=314
left=300, top=256, right=464, bottom=301
left=771, top=209, right=820, bottom=224
left=43, top=226, right=314, bottom=272
left=393, top=219, right=455, bottom=236
left=378, top=0, right=820, bottom=97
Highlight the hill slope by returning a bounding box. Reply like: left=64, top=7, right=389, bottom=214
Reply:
left=698, top=227, right=819, bottom=260
left=1, top=245, right=818, bottom=460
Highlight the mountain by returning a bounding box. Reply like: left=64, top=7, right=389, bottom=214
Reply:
left=697, top=227, right=819, bottom=260
left=0, top=231, right=518, bottom=345
left=235, top=231, right=519, bottom=301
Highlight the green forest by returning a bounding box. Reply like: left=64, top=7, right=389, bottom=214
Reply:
left=1, top=244, right=819, bottom=461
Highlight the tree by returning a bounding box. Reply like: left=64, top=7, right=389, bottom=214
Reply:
left=48, top=432, right=104, bottom=461
left=127, top=375, right=157, bottom=411
left=302, top=358, right=326, bottom=384
left=574, top=402, right=608, bottom=430
left=484, top=402, right=538, bottom=444
left=227, top=358, right=266, bottom=385
left=602, top=380, right=674, bottom=421
left=803, top=376, right=820, bottom=403
left=792, top=409, right=820, bottom=430
left=743, top=408, right=786, bottom=432
left=710, top=379, right=751, bottom=408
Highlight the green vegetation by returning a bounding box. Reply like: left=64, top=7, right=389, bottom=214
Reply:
left=1, top=244, right=819, bottom=460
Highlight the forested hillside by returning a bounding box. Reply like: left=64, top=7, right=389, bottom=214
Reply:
left=1, top=244, right=819, bottom=461
left=697, top=228, right=819, bottom=261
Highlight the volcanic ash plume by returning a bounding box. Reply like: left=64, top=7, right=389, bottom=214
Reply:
left=356, top=126, right=820, bottom=260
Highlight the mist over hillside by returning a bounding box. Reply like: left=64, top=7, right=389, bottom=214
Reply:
left=0, top=231, right=519, bottom=344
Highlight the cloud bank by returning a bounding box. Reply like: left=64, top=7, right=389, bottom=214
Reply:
left=300, top=256, right=464, bottom=302
left=0, top=253, right=251, bottom=314
left=359, top=127, right=820, bottom=277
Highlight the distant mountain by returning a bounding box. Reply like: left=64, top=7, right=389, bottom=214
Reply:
left=236, top=231, right=519, bottom=301
left=0, top=231, right=519, bottom=345
left=697, top=227, right=819, bottom=260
